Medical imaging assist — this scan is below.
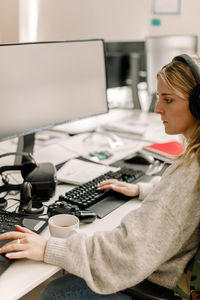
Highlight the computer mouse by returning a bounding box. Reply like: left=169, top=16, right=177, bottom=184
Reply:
left=124, top=152, right=155, bottom=165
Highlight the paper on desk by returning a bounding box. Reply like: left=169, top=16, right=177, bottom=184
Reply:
left=57, top=158, right=119, bottom=185
left=34, top=144, right=77, bottom=165
left=102, top=120, right=147, bottom=136
left=59, top=133, right=91, bottom=156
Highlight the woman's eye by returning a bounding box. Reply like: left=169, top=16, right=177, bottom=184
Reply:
left=164, top=98, right=173, bottom=104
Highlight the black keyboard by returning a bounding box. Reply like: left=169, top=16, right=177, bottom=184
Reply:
left=60, top=167, right=145, bottom=218
left=0, top=210, right=48, bottom=276
left=0, top=210, right=48, bottom=235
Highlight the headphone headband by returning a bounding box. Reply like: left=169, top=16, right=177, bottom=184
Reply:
left=173, top=54, right=200, bottom=85
left=173, top=54, right=200, bottom=120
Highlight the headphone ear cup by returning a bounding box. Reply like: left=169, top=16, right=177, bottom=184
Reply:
left=20, top=182, right=32, bottom=202
left=189, top=85, right=200, bottom=119
left=19, top=182, right=44, bottom=214
left=0, top=197, right=7, bottom=209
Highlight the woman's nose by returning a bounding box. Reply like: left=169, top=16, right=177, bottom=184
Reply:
left=154, top=98, right=163, bottom=114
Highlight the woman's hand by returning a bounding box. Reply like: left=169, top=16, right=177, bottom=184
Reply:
left=98, top=179, right=140, bottom=197
left=0, top=225, right=47, bottom=261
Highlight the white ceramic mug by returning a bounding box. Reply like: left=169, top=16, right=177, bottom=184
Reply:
left=48, top=214, right=79, bottom=238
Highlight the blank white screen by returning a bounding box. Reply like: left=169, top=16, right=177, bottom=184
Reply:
left=0, top=39, right=108, bottom=141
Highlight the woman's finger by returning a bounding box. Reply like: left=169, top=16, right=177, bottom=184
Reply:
left=98, top=179, right=118, bottom=186
left=15, top=225, right=34, bottom=234
left=98, top=181, right=131, bottom=190
left=6, top=250, right=29, bottom=260
left=1, top=241, right=24, bottom=254
left=1, top=238, right=21, bottom=247
left=99, top=180, right=139, bottom=196
left=98, top=183, right=114, bottom=190
left=0, top=231, right=24, bottom=241
left=98, top=182, right=128, bottom=194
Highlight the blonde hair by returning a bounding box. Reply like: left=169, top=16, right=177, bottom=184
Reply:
left=157, top=55, right=200, bottom=190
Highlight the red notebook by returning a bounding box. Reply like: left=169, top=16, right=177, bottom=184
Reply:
left=144, top=141, right=184, bottom=157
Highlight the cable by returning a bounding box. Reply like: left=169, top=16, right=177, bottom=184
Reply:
left=0, top=152, right=37, bottom=165
left=4, top=197, right=48, bottom=217
left=0, top=207, right=48, bottom=217
left=1, top=173, right=9, bottom=185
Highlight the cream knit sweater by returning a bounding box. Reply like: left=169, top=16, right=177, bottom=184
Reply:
left=44, top=158, right=200, bottom=294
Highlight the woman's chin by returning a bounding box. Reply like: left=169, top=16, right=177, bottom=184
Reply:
left=164, top=127, right=174, bottom=135
left=165, top=129, right=177, bottom=135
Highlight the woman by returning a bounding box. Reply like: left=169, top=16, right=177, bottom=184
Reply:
left=0, top=54, right=200, bottom=300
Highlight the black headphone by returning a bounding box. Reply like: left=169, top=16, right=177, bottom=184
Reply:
left=19, top=182, right=44, bottom=214
left=0, top=152, right=44, bottom=214
left=0, top=152, right=37, bottom=194
left=0, top=182, right=44, bottom=214
left=173, top=54, right=200, bottom=120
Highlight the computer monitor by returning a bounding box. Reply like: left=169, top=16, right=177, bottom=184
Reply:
left=105, top=41, right=146, bottom=88
left=104, top=41, right=145, bottom=109
left=0, top=39, right=108, bottom=159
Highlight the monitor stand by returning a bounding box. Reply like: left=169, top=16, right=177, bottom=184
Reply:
left=130, top=52, right=141, bottom=109
left=14, top=133, right=35, bottom=165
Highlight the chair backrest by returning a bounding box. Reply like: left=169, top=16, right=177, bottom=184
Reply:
left=122, top=246, right=200, bottom=300
left=174, top=247, right=200, bottom=299
left=121, top=242, right=200, bottom=299
left=122, top=279, right=175, bottom=300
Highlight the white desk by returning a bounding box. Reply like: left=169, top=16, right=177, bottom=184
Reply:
left=0, top=189, right=141, bottom=300
left=0, top=109, right=178, bottom=300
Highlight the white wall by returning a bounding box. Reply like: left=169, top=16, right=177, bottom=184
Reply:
left=149, top=0, right=200, bottom=36
left=18, top=0, right=200, bottom=52
left=28, top=0, right=150, bottom=42
left=149, top=0, right=200, bottom=51
left=0, top=0, right=19, bottom=43
left=0, top=0, right=200, bottom=52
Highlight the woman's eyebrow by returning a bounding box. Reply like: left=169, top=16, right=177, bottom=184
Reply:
left=157, top=92, right=174, bottom=96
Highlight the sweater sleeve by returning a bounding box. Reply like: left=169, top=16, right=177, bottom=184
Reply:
left=44, top=160, right=200, bottom=295
left=138, top=176, right=161, bottom=200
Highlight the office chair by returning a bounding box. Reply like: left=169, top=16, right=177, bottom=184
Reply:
left=121, top=279, right=177, bottom=300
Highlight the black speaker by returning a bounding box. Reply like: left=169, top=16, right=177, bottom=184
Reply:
left=173, top=54, right=200, bottom=119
